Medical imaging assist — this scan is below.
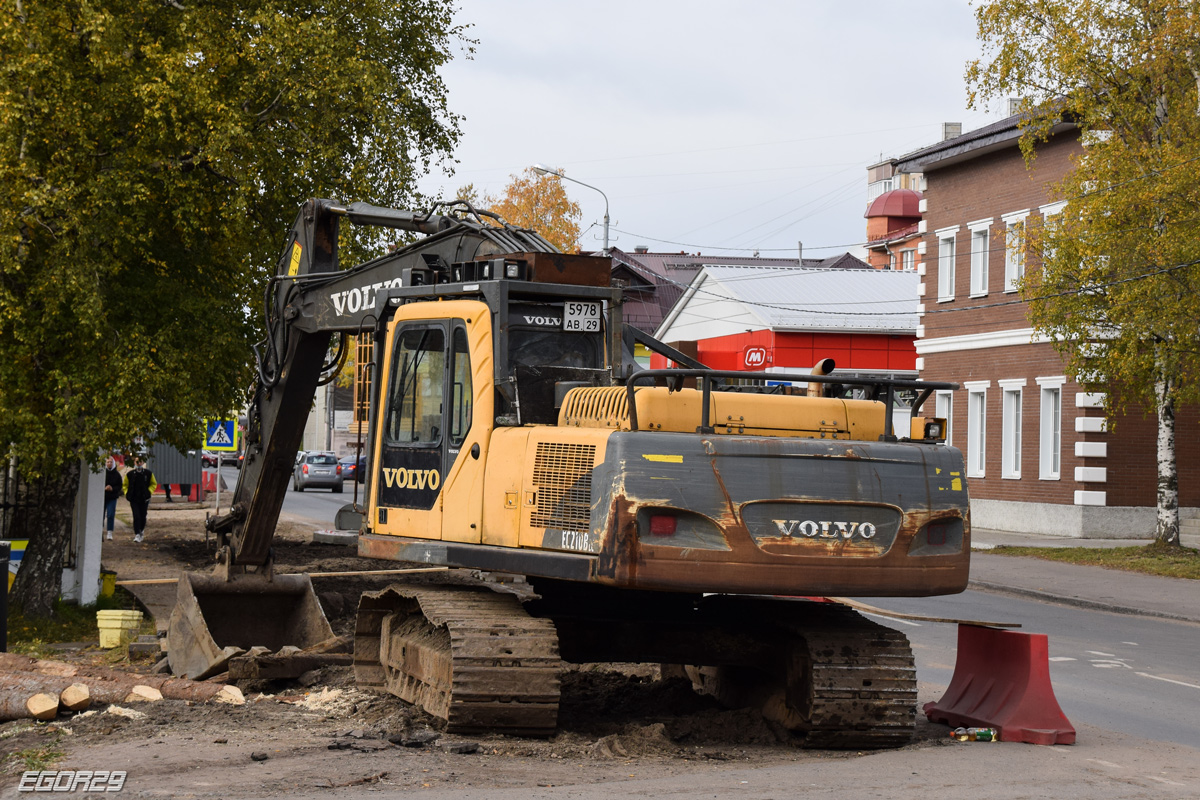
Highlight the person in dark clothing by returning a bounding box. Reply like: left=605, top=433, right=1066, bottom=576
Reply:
left=102, top=455, right=123, bottom=541
left=122, top=457, right=157, bottom=543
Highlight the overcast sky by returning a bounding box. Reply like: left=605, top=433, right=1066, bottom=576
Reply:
left=416, top=1, right=1009, bottom=259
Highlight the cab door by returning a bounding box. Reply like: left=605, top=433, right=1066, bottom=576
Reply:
left=376, top=322, right=448, bottom=540
left=373, top=306, right=491, bottom=543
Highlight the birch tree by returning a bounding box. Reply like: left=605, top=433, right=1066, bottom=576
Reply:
left=968, top=0, right=1200, bottom=547
left=0, top=0, right=467, bottom=616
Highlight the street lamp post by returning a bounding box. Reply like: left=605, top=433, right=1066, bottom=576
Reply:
left=532, top=164, right=609, bottom=252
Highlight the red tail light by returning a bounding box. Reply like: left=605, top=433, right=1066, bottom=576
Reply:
left=649, top=514, right=677, bottom=537
left=336, top=465, right=342, bottom=475
left=302, top=464, right=309, bottom=475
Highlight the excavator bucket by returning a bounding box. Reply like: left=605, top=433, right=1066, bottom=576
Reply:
left=167, top=573, right=335, bottom=680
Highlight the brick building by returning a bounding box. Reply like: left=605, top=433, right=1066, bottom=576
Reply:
left=863, top=156, right=927, bottom=272
left=895, top=114, right=1200, bottom=537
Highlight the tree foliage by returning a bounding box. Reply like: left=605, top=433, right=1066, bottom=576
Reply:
left=967, top=0, right=1200, bottom=545
left=0, top=0, right=466, bottom=614
left=465, top=168, right=582, bottom=252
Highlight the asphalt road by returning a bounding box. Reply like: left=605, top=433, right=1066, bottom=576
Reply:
left=864, top=590, right=1200, bottom=748
left=216, top=465, right=364, bottom=527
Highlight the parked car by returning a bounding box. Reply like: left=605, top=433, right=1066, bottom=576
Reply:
left=339, top=455, right=367, bottom=483
left=201, top=451, right=219, bottom=468
left=293, top=451, right=343, bottom=493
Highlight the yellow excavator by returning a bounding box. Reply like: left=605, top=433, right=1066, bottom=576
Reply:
left=167, top=198, right=969, bottom=748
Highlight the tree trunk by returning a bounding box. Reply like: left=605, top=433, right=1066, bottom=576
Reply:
left=1154, top=371, right=1181, bottom=547
left=10, top=459, right=81, bottom=617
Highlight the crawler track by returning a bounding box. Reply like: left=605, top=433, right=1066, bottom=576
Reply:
left=679, top=598, right=916, bottom=749
left=355, top=585, right=561, bottom=736
left=781, top=602, right=917, bottom=749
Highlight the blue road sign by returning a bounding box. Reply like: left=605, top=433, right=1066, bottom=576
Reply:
left=205, top=419, right=239, bottom=452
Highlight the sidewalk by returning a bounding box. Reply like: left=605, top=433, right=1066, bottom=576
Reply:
left=969, top=528, right=1200, bottom=625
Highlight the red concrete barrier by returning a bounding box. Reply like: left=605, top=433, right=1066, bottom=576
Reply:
left=924, top=624, right=1075, bottom=745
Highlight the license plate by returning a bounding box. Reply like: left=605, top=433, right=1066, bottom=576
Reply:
left=563, top=301, right=601, bottom=332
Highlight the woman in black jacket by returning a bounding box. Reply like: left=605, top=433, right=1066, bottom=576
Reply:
left=122, top=457, right=157, bottom=543
left=102, top=455, right=123, bottom=541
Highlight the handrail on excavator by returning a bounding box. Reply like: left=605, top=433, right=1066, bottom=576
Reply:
left=623, top=368, right=959, bottom=438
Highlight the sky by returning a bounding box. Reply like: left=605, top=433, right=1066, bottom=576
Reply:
left=415, top=0, right=1012, bottom=260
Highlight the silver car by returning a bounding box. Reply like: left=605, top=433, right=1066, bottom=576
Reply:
left=293, top=451, right=344, bottom=493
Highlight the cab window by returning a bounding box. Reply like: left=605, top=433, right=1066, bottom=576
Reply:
left=450, top=326, right=472, bottom=446
left=385, top=327, right=445, bottom=444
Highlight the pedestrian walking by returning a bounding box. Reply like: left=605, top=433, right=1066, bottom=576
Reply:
left=102, top=455, right=123, bottom=541
left=122, top=456, right=157, bottom=543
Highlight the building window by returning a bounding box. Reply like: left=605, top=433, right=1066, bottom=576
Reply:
left=1001, top=384, right=1023, bottom=479
left=937, top=228, right=958, bottom=301
left=1039, top=379, right=1064, bottom=480
left=1002, top=210, right=1030, bottom=291
left=970, top=228, right=989, bottom=296
left=966, top=385, right=987, bottom=477
left=935, top=390, right=953, bottom=446
left=902, top=249, right=915, bottom=271
left=1039, top=201, right=1067, bottom=267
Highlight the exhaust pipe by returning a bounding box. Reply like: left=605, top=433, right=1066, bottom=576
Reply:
left=809, top=358, right=836, bottom=397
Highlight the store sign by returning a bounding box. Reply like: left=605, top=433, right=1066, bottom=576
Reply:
left=744, top=347, right=767, bottom=368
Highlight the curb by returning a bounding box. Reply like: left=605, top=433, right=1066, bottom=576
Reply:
left=967, top=579, right=1200, bottom=625
left=312, top=530, right=358, bottom=546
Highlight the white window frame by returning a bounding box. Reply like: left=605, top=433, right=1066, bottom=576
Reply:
left=1002, top=210, right=1030, bottom=291
left=968, top=218, right=993, bottom=297
left=901, top=249, right=915, bottom=272
left=965, top=381, right=990, bottom=478
left=935, top=390, right=954, bottom=447
left=936, top=226, right=959, bottom=302
left=1039, top=201, right=1067, bottom=266
left=999, top=379, right=1025, bottom=479
left=1037, top=376, right=1066, bottom=480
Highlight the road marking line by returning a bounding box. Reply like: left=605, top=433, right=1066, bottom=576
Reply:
left=1121, top=641, right=1139, bottom=646
left=860, top=611, right=921, bottom=627
left=1144, top=776, right=1186, bottom=787
left=1136, top=672, right=1200, bottom=691
left=1087, top=650, right=1116, bottom=657
left=1048, top=657, right=1077, bottom=662
left=1088, top=759, right=1124, bottom=769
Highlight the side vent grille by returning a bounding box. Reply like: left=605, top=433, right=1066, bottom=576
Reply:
left=531, top=442, right=596, bottom=530
left=559, top=386, right=628, bottom=428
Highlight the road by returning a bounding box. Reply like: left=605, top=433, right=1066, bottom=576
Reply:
left=864, top=590, right=1200, bottom=748
left=215, top=465, right=364, bottom=527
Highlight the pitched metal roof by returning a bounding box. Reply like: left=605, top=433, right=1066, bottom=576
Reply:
left=659, top=264, right=918, bottom=336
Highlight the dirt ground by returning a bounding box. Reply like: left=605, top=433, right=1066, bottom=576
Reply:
left=0, top=502, right=956, bottom=797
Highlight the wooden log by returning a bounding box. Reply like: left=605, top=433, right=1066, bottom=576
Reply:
left=302, top=635, right=352, bottom=655
left=27, top=693, right=59, bottom=721
left=60, top=683, right=91, bottom=712
left=125, top=685, right=164, bottom=703
left=114, top=566, right=449, bottom=587
left=0, top=670, right=240, bottom=715
left=228, top=652, right=355, bottom=681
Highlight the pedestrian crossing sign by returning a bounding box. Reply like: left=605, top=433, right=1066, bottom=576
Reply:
left=205, top=419, right=239, bottom=452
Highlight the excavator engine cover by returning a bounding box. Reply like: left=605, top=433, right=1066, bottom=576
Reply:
left=167, top=573, right=334, bottom=680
